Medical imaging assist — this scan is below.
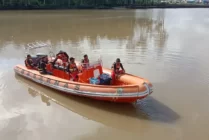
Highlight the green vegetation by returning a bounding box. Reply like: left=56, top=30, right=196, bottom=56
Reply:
left=0, top=0, right=208, bottom=9
left=0, top=0, right=133, bottom=9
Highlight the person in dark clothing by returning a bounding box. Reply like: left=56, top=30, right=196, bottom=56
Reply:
left=111, top=58, right=125, bottom=84
left=25, top=54, right=34, bottom=69
left=111, top=58, right=125, bottom=74
left=38, top=56, right=48, bottom=74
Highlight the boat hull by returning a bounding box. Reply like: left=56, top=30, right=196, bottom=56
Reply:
left=14, top=65, right=153, bottom=103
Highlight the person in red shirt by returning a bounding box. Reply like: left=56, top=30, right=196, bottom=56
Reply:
left=111, top=58, right=125, bottom=83
left=81, top=54, right=90, bottom=69
left=67, top=57, right=79, bottom=81
left=52, top=50, right=69, bottom=67
left=25, top=55, right=35, bottom=69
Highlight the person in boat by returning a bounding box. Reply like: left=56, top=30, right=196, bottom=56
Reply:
left=111, top=58, right=125, bottom=74
left=25, top=54, right=35, bottom=69
left=67, top=57, right=79, bottom=81
left=52, top=50, right=69, bottom=67
left=38, top=56, right=48, bottom=74
left=111, top=58, right=125, bottom=81
left=81, top=54, right=89, bottom=69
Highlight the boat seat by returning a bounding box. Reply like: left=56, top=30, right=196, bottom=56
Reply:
left=53, top=64, right=66, bottom=71
left=58, top=66, right=65, bottom=71
left=78, top=65, right=103, bottom=83
left=53, top=64, right=58, bottom=68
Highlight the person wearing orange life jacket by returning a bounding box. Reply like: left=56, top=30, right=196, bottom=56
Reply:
left=81, top=54, right=89, bottom=69
left=52, top=50, right=69, bottom=67
left=25, top=54, right=35, bottom=69
left=111, top=58, right=125, bottom=82
left=58, top=51, right=69, bottom=63
left=67, top=57, right=79, bottom=81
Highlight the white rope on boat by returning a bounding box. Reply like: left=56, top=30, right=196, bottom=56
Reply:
left=24, top=41, right=56, bottom=57
left=25, top=41, right=52, bottom=50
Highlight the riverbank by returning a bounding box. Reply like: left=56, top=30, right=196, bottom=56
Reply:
left=0, top=4, right=209, bottom=10
left=127, top=4, right=209, bottom=9
left=0, top=5, right=111, bottom=10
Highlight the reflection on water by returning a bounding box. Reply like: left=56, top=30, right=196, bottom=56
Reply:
left=0, top=10, right=137, bottom=42
left=134, top=96, right=179, bottom=123
left=0, top=9, right=169, bottom=74
left=0, top=10, right=167, bottom=49
left=15, top=74, right=179, bottom=128
left=28, top=88, right=50, bottom=106
left=0, top=9, right=168, bottom=72
left=0, top=9, right=209, bottom=140
left=126, top=12, right=168, bottom=64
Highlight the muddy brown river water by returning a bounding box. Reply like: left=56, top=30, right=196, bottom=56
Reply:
left=0, top=9, right=209, bottom=140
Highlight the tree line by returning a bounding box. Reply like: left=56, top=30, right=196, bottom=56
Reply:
left=0, top=0, right=164, bottom=9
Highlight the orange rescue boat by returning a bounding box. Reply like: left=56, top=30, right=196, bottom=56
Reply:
left=14, top=42, right=153, bottom=103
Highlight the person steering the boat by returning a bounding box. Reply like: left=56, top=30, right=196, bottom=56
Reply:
left=81, top=54, right=89, bottom=69
left=67, top=57, right=79, bottom=81
left=38, top=56, right=48, bottom=74
left=25, top=54, right=35, bottom=69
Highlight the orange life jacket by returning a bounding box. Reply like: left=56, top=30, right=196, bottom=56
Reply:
left=82, top=59, right=89, bottom=68
left=63, top=62, right=68, bottom=67
left=69, top=62, right=78, bottom=72
left=57, top=54, right=68, bottom=63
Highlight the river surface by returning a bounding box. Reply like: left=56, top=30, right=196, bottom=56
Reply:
left=0, top=9, right=209, bottom=140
